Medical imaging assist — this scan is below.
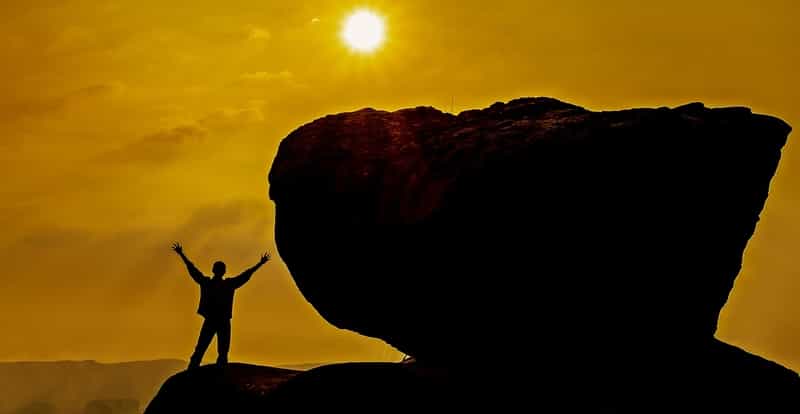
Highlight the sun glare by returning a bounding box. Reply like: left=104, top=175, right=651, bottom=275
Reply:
left=342, top=9, right=385, bottom=53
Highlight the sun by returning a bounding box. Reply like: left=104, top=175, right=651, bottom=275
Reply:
left=342, top=9, right=385, bottom=53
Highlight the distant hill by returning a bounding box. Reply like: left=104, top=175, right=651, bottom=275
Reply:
left=0, top=360, right=185, bottom=414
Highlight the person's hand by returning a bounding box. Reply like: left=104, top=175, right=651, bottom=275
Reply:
left=259, top=251, right=271, bottom=264
left=172, top=242, right=183, bottom=254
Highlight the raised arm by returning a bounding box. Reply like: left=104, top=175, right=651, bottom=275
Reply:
left=172, top=242, right=207, bottom=285
left=229, top=251, right=271, bottom=288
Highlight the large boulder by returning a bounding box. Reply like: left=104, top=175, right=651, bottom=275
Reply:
left=268, top=98, right=797, bottom=405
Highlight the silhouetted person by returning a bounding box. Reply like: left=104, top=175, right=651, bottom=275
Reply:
left=171, top=242, right=271, bottom=369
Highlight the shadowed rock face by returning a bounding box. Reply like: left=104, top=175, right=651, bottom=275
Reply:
left=269, top=98, right=793, bottom=378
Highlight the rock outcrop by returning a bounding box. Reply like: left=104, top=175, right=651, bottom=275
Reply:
left=267, top=98, right=797, bottom=407
left=145, top=361, right=464, bottom=412
left=144, top=364, right=297, bottom=413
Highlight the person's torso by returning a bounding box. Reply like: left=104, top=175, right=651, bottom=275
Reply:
left=198, top=278, right=237, bottom=319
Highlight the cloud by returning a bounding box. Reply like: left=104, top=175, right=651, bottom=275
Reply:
left=245, top=25, right=271, bottom=41
left=237, top=70, right=308, bottom=90
left=240, top=70, right=293, bottom=82
left=97, top=103, right=264, bottom=164
left=198, top=105, right=265, bottom=130
left=47, top=26, right=98, bottom=54
left=66, top=83, right=123, bottom=100
left=0, top=82, right=124, bottom=122
left=103, top=124, right=206, bottom=164
left=0, top=197, right=273, bottom=311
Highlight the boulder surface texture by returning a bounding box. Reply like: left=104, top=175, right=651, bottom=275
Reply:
left=267, top=98, right=797, bottom=408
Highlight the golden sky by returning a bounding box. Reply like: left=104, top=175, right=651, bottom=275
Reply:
left=0, top=0, right=798, bottom=369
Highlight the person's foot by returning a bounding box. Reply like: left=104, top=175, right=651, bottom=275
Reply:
left=216, top=357, right=228, bottom=368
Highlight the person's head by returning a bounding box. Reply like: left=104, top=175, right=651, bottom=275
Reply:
left=212, top=261, right=226, bottom=277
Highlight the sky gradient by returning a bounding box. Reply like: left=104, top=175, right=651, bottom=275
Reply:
left=1, top=0, right=798, bottom=369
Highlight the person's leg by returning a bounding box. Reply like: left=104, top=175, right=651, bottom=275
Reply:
left=216, top=319, right=231, bottom=366
left=189, top=319, right=216, bottom=369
